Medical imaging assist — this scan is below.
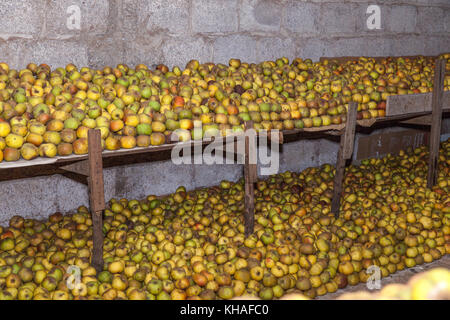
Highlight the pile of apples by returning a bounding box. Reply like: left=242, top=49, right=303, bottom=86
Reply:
left=0, top=139, right=448, bottom=300
left=235, top=267, right=450, bottom=300
left=0, top=53, right=449, bottom=163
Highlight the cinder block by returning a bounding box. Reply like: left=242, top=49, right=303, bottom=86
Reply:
left=277, top=139, right=339, bottom=174
left=0, top=0, right=43, bottom=36
left=87, top=34, right=124, bottom=69
left=321, top=36, right=393, bottom=58
left=0, top=41, right=24, bottom=69
left=424, top=36, right=450, bottom=56
left=0, top=40, right=88, bottom=69
left=239, top=0, right=282, bottom=33
left=192, top=0, right=239, bottom=33
left=296, top=38, right=327, bottom=61
left=283, top=1, right=320, bottom=34
left=45, top=0, right=109, bottom=38
left=320, top=3, right=357, bottom=35
left=391, top=35, right=427, bottom=56
left=112, top=161, right=195, bottom=199
left=120, top=0, right=139, bottom=35
left=27, top=40, right=88, bottom=68
left=123, top=33, right=165, bottom=68
left=322, top=37, right=369, bottom=58
left=257, top=37, right=296, bottom=62
left=139, top=0, right=190, bottom=35
left=387, top=5, right=417, bottom=33
left=0, top=176, right=60, bottom=226
left=412, top=0, right=450, bottom=6
left=416, top=6, right=446, bottom=34
left=101, top=169, right=118, bottom=206
left=213, top=34, right=259, bottom=64
left=163, top=36, right=213, bottom=68
left=445, top=8, right=450, bottom=33
left=193, top=163, right=242, bottom=189
left=363, top=37, right=393, bottom=57
left=55, top=175, right=89, bottom=214
left=442, top=35, right=450, bottom=53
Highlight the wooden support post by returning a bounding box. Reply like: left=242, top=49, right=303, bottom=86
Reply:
left=331, top=102, right=358, bottom=217
left=244, top=121, right=257, bottom=237
left=427, top=59, right=446, bottom=189
left=87, top=129, right=106, bottom=273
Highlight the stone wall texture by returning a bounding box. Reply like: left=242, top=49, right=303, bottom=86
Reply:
left=0, top=0, right=449, bottom=224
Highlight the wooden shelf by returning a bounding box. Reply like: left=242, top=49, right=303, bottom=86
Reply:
left=0, top=54, right=447, bottom=273
left=0, top=104, right=448, bottom=179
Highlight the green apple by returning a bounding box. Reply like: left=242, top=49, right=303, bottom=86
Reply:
left=32, top=103, right=50, bottom=118
left=136, top=123, right=152, bottom=136
left=98, top=271, right=113, bottom=283
left=88, top=105, right=101, bottom=119
left=148, top=101, right=161, bottom=112
left=0, top=238, right=14, bottom=251
left=64, top=117, right=80, bottom=130
left=71, top=108, right=85, bottom=122
left=147, top=279, right=163, bottom=295
left=86, top=281, right=99, bottom=296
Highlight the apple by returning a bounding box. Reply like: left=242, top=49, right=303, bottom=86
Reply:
left=60, top=128, right=77, bottom=143
left=87, top=105, right=102, bottom=119
left=43, top=131, right=61, bottom=145
left=110, top=120, right=124, bottom=132
left=3, top=147, right=20, bottom=161
left=47, top=120, right=64, bottom=132
left=17, top=267, right=33, bottom=282
left=17, top=287, right=33, bottom=300
left=57, top=143, right=73, bottom=156
left=96, top=116, right=110, bottom=128
left=29, top=122, right=46, bottom=135
left=136, top=135, right=150, bottom=147
left=0, top=122, right=11, bottom=137
left=11, top=124, right=28, bottom=137
left=321, top=115, right=331, bottom=126
left=42, top=276, right=57, bottom=292
left=310, top=116, right=321, bottom=127
left=105, top=136, right=120, bottom=150
left=179, top=119, right=193, bottom=130
left=72, top=138, right=88, bottom=154
left=76, top=126, right=89, bottom=139
left=64, top=117, right=80, bottom=130
left=136, top=123, right=152, bottom=136
left=122, top=125, right=136, bottom=137
left=32, top=103, right=50, bottom=118
left=20, top=143, right=39, bottom=160
left=120, top=136, right=136, bottom=149
left=10, top=116, right=27, bottom=127
left=37, top=112, right=51, bottom=125
left=5, top=134, right=24, bottom=149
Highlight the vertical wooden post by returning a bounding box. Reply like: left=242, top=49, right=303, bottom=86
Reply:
left=331, top=102, right=358, bottom=217
left=427, top=59, right=446, bottom=188
left=244, top=121, right=257, bottom=237
left=87, top=129, right=106, bottom=273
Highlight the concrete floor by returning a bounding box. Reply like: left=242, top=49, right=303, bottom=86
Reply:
left=317, top=254, right=450, bottom=300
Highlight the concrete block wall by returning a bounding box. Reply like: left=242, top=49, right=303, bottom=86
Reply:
left=0, top=0, right=448, bottom=70
left=0, top=0, right=449, bottom=224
